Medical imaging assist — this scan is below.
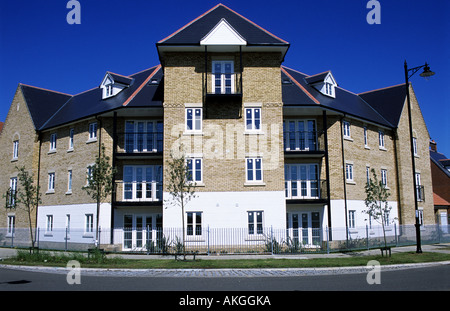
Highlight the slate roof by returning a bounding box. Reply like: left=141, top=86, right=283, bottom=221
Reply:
left=19, top=85, right=72, bottom=130
left=38, top=65, right=163, bottom=130
left=359, top=84, right=407, bottom=127
left=157, top=3, right=289, bottom=46
left=281, top=66, right=395, bottom=128
left=430, top=149, right=450, bottom=178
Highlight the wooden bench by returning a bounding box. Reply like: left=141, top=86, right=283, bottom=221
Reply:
left=87, top=248, right=105, bottom=258
left=380, top=247, right=391, bottom=257
left=174, top=252, right=197, bottom=261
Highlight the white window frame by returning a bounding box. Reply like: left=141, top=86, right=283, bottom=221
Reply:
left=7, top=215, right=15, bottom=236
left=378, top=131, right=385, bottom=149
left=46, top=215, right=53, bottom=233
left=85, top=214, right=94, bottom=233
left=245, top=107, right=261, bottom=131
left=67, top=170, right=73, bottom=193
left=246, top=158, right=263, bottom=182
left=48, top=172, right=55, bottom=192
left=50, top=133, right=57, bottom=152
left=349, top=210, right=356, bottom=229
left=345, top=163, right=354, bottom=182
left=284, top=119, right=318, bottom=151
left=343, top=121, right=351, bottom=139
left=413, top=137, right=418, bottom=156
left=284, top=164, right=320, bottom=199
left=8, top=177, right=17, bottom=208
left=212, top=60, right=235, bottom=94
left=363, top=127, right=369, bottom=148
left=248, top=211, right=264, bottom=235
left=88, top=122, right=97, bottom=142
left=12, top=140, right=19, bottom=159
left=123, top=165, right=163, bottom=201
left=68, top=128, right=74, bottom=150
left=381, top=169, right=388, bottom=187
left=186, top=212, right=202, bottom=237
left=124, top=120, right=163, bottom=153
left=187, top=158, right=203, bottom=183
left=366, top=166, right=371, bottom=184
left=185, top=108, right=202, bottom=132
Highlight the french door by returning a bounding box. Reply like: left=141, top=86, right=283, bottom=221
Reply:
left=123, top=214, right=162, bottom=251
left=287, top=212, right=321, bottom=246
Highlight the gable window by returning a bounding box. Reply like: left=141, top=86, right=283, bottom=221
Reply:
left=413, top=137, right=418, bottom=156
left=7, top=177, right=17, bottom=208
left=187, top=158, right=203, bottom=183
left=212, top=61, right=234, bottom=94
left=246, top=158, right=263, bottom=182
left=325, top=83, right=333, bottom=96
left=378, top=131, right=385, bottom=149
left=187, top=212, right=202, bottom=236
left=12, top=140, right=19, bottom=159
left=88, top=122, right=97, bottom=141
left=186, top=108, right=202, bottom=132
left=343, top=121, right=351, bottom=139
left=248, top=211, right=263, bottom=235
left=50, top=133, right=57, bottom=152
left=245, top=107, right=261, bottom=131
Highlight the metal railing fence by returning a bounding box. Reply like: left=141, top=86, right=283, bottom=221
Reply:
left=1, top=224, right=449, bottom=254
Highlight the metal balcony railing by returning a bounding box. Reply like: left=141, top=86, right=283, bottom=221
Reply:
left=116, top=131, right=163, bottom=155
left=115, top=181, right=162, bottom=203
left=285, top=179, right=327, bottom=200
left=283, top=130, right=324, bottom=153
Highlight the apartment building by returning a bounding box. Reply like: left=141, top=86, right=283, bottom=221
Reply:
left=0, top=4, right=434, bottom=251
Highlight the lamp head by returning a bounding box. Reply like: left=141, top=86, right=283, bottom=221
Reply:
left=419, top=63, right=435, bottom=78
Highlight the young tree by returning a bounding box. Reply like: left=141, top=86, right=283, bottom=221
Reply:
left=4, top=166, right=42, bottom=251
left=82, top=144, right=116, bottom=248
left=363, top=168, right=395, bottom=253
left=165, top=146, right=196, bottom=258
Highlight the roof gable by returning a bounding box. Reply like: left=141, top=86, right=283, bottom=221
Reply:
left=158, top=4, right=288, bottom=46
left=359, top=84, right=407, bottom=127
left=200, top=18, right=247, bottom=46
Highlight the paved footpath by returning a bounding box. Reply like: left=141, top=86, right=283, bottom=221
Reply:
left=1, top=243, right=449, bottom=278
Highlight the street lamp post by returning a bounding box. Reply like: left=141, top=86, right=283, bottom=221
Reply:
left=404, top=61, right=435, bottom=254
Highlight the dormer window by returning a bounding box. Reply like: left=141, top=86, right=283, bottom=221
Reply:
left=100, top=72, right=133, bottom=99
left=305, top=71, right=337, bottom=98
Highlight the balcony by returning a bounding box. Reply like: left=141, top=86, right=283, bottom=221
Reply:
left=204, top=72, right=242, bottom=118
left=283, top=130, right=325, bottom=157
left=285, top=179, right=328, bottom=204
left=114, top=181, right=162, bottom=206
left=115, top=131, right=163, bottom=159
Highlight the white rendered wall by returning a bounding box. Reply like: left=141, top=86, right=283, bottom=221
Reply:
left=36, top=203, right=111, bottom=244
left=163, top=191, right=286, bottom=229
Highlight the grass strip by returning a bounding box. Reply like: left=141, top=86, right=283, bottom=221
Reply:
left=2, top=250, right=450, bottom=269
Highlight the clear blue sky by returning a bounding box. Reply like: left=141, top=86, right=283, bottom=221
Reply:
left=1, top=0, right=449, bottom=155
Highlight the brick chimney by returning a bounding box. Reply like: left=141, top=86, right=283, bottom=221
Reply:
left=430, top=139, right=437, bottom=152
